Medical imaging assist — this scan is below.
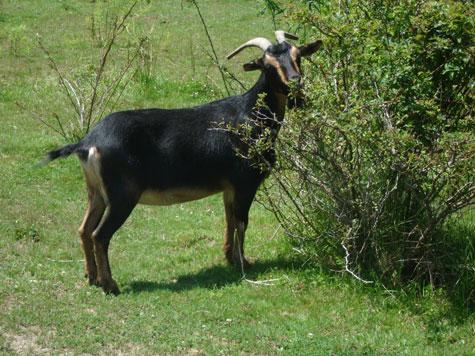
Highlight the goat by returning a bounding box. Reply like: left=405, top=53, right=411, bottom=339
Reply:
left=43, top=31, right=322, bottom=294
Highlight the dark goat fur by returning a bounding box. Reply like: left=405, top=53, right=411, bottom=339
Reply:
left=44, top=35, right=322, bottom=294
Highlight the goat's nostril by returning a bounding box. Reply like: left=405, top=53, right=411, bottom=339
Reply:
left=289, top=75, right=302, bottom=84
left=288, top=76, right=302, bottom=89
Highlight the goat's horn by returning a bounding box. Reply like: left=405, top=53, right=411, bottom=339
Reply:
left=275, top=30, right=299, bottom=44
left=226, top=37, right=272, bottom=60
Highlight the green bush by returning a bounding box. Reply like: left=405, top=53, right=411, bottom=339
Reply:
left=261, top=0, right=474, bottom=297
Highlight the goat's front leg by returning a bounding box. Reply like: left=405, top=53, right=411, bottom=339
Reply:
left=223, top=188, right=255, bottom=269
left=233, top=220, right=251, bottom=269
left=223, top=190, right=237, bottom=265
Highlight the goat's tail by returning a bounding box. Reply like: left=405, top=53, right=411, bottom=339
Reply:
left=39, top=143, right=82, bottom=166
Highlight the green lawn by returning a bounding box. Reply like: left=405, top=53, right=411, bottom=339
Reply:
left=1, top=0, right=474, bottom=354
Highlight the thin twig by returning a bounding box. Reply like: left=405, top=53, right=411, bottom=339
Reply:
left=63, top=78, right=85, bottom=129
left=190, top=0, right=230, bottom=95
left=234, top=224, right=280, bottom=286
left=52, top=113, right=68, bottom=139
left=37, top=35, right=82, bottom=123
left=16, top=102, right=65, bottom=137
left=202, top=49, right=246, bottom=91
left=96, top=37, right=146, bottom=120
left=341, top=230, right=373, bottom=284
left=86, top=1, right=138, bottom=133
left=243, top=278, right=281, bottom=286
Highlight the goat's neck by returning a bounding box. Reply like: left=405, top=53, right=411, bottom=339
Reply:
left=247, top=72, right=287, bottom=126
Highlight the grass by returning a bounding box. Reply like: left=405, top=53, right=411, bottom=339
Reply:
left=1, top=0, right=474, bottom=354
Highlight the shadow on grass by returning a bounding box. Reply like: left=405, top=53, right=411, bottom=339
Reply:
left=122, top=241, right=475, bottom=330
left=122, top=256, right=310, bottom=294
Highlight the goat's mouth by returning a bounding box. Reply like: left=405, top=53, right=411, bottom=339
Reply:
left=285, top=80, right=305, bottom=108
left=287, top=92, right=306, bottom=109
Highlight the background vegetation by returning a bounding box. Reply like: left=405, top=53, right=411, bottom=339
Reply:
left=258, top=0, right=475, bottom=301
left=1, top=0, right=474, bottom=353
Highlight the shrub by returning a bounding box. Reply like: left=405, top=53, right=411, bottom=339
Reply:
left=259, top=0, right=474, bottom=296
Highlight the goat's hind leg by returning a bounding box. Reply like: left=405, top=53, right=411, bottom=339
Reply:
left=91, top=195, right=137, bottom=295
left=78, top=188, right=106, bottom=286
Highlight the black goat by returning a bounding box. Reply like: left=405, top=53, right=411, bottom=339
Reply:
left=44, top=31, right=322, bottom=294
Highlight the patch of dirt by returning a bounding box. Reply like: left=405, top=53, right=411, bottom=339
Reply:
left=4, top=326, right=55, bottom=355
left=5, top=326, right=150, bottom=355
left=103, top=343, right=147, bottom=355
left=1, top=294, right=19, bottom=314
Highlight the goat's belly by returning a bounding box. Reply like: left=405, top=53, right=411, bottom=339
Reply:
left=138, top=187, right=222, bottom=206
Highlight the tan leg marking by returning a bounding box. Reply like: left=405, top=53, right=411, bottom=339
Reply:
left=79, top=147, right=108, bottom=286
left=78, top=188, right=106, bottom=286
left=234, top=221, right=250, bottom=269
left=90, top=207, right=120, bottom=295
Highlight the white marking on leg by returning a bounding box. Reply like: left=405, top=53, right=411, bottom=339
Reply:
left=80, top=146, right=108, bottom=205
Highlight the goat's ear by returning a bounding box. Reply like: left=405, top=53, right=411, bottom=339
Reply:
left=299, top=40, right=322, bottom=57
left=243, top=58, right=264, bottom=72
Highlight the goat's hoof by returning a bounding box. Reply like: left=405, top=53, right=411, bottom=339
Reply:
left=99, top=279, right=121, bottom=296
left=239, top=258, right=253, bottom=269
left=226, top=256, right=253, bottom=269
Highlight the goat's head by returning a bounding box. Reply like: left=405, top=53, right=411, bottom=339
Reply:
left=227, top=31, right=322, bottom=108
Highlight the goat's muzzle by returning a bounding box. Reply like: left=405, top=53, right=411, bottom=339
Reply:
left=288, top=88, right=306, bottom=109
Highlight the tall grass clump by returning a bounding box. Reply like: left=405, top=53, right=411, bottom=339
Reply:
left=259, top=0, right=474, bottom=300
left=25, top=1, right=147, bottom=142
